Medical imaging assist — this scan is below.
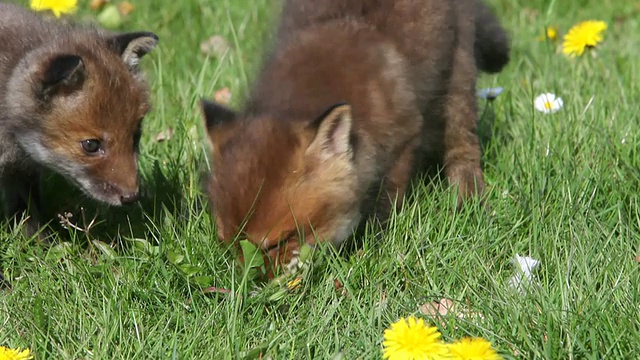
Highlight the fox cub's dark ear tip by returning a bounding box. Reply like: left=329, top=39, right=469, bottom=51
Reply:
left=39, top=54, right=86, bottom=99
left=200, top=99, right=237, bottom=130
left=135, top=31, right=159, bottom=47
left=310, top=101, right=351, bottom=129
left=199, top=98, right=213, bottom=108
left=324, top=102, right=350, bottom=114
left=308, top=102, right=353, bottom=157
left=141, top=31, right=159, bottom=42
left=109, top=32, right=159, bottom=69
left=42, top=55, right=83, bottom=84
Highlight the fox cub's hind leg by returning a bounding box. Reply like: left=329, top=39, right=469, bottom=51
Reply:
left=443, top=14, right=485, bottom=206
left=1, top=169, right=45, bottom=238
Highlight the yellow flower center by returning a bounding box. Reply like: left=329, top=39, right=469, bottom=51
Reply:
left=544, top=101, right=553, bottom=110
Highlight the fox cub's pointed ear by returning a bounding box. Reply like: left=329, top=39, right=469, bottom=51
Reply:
left=39, top=54, right=85, bottom=100
left=201, top=99, right=237, bottom=130
left=108, top=32, right=159, bottom=70
left=200, top=99, right=237, bottom=151
left=308, top=103, right=353, bottom=160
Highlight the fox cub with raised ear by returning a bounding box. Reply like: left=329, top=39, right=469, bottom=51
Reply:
left=201, top=0, right=510, bottom=276
left=0, top=3, right=158, bottom=236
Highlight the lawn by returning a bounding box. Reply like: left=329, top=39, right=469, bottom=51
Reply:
left=2, top=0, right=639, bottom=358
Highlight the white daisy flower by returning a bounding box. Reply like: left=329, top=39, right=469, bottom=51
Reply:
left=534, top=93, right=564, bottom=114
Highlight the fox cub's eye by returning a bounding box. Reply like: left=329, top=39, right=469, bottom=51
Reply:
left=81, top=139, right=102, bottom=154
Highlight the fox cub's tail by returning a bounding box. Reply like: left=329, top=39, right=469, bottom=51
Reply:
left=474, top=1, right=510, bottom=73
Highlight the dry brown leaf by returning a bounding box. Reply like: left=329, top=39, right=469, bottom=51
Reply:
left=117, top=1, right=135, bottom=16
left=332, top=278, right=349, bottom=297
left=200, top=35, right=230, bottom=57
left=154, top=127, right=174, bottom=142
left=333, top=279, right=343, bottom=291
left=419, top=298, right=453, bottom=327
left=419, top=298, right=485, bottom=325
left=420, top=298, right=453, bottom=317
left=214, top=87, right=232, bottom=104
left=509, top=344, right=520, bottom=357
left=90, top=0, right=108, bottom=11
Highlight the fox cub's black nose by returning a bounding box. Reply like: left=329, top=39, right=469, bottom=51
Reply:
left=120, top=192, right=139, bottom=205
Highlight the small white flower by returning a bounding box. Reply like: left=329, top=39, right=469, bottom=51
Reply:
left=534, top=93, right=563, bottom=114
left=508, top=253, right=541, bottom=292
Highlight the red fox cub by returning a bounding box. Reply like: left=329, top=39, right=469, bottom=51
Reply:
left=0, top=3, right=158, bottom=236
left=202, top=0, right=510, bottom=276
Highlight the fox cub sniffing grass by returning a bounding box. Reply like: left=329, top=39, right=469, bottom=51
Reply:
left=0, top=3, right=158, bottom=236
left=201, top=0, right=510, bottom=276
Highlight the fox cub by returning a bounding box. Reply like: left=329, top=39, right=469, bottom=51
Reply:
left=0, top=3, right=158, bottom=235
left=202, top=0, right=510, bottom=275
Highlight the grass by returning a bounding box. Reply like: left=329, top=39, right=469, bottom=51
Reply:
left=2, top=0, right=640, bottom=358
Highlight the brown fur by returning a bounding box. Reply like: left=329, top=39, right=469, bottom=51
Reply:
left=202, top=0, right=510, bottom=276
left=0, top=3, right=158, bottom=287
left=0, top=3, right=158, bottom=235
left=34, top=48, right=150, bottom=198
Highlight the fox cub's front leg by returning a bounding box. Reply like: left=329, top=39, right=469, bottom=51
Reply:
left=1, top=169, right=44, bottom=289
left=443, top=23, right=485, bottom=206
left=1, top=169, right=45, bottom=237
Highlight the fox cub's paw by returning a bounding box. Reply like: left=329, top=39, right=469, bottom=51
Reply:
left=446, top=162, right=485, bottom=208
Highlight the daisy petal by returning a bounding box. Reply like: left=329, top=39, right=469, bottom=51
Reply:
left=534, top=93, right=563, bottom=114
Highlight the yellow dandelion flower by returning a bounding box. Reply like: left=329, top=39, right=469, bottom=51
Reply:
left=447, top=338, right=502, bottom=360
left=562, top=20, right=607, bottom=57
left=537, top=26, right=558, bottom=41
left=30, top=0, right=78, bottom=18
left=0, top=346, right=34, bottom=360
left=382, top=317, right=449, bottom=360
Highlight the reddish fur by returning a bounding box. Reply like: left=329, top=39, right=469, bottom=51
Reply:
left=41, top=47, right=150, bottom=196
left=0, top=3, right=158, bottom=237
left=202, top=0, right=509, bottom=277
